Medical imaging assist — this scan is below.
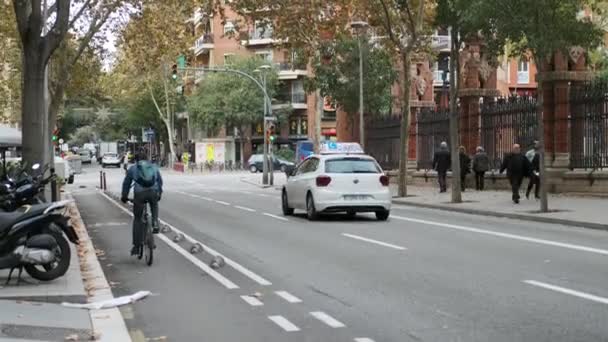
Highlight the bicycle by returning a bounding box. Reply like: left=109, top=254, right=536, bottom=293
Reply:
left=128, top=199, right=155, bottom=266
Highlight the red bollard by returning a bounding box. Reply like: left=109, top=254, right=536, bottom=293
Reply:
left=102, top=172, right=107, bottom=191
left=99, top=171, right=103, bottom=189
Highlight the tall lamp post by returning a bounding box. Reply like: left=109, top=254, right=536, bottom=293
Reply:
left=254, top=64, right=272, bottom=185
left=350, top=20, right=369, bottom=149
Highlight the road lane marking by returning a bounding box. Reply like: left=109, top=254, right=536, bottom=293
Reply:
left=214, top=200, right=231, bottom=206
left=524, top=280, right=608, bottom=305
left=268, top=316, right=300, bottom=332
left=263, top=213, right=289, bottom=221
left=275, top=291, right=302, bottom=303
left=392, top=215, right=608, bottom=256
left=310, top=311, right=346, bottom=328
left=100, top=192, right=239, bottom=290
left=354, top=338, right=375, bottom=342
left=234, top=205, right=256, bottom=212
left=240, top=295, right=264, bottom=306
left=342, top=233, right=406, bottom=251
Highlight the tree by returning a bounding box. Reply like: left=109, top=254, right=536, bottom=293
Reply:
left=11, top=0, right=135, bottom=167
left=118, top=0, right=199, bottom=162
left=68, top=125, right=97, bottom=146
left=357, top=0, right=435, bottom=197
left=310, top=35, right=397, bottom=128
left=219, top=0, right=354, bottom=152
left=0, top=1, right=21, bottom=124
left=187, top=57, right=284, bottom=164
left=480, top=0, right=603, bottom=212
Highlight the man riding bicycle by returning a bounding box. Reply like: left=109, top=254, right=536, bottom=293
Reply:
left=121, top=151, right=163, bottom=256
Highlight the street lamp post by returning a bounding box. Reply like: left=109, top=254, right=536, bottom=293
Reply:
left=255, top=64, right=273, bottom=185
left=351, top=20, right=368, bottom=150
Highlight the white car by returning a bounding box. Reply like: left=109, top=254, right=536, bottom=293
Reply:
left=282, top=143, right=391, bottom=221
left=101, top=153, right=122, bottom=168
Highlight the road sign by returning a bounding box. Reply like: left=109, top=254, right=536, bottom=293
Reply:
left=264, top=116, right=276, bottom=121
left=58, top=138, right=64, bottom=144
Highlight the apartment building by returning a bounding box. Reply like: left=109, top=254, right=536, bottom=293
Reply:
left=186, top=7, right=337, bottom=163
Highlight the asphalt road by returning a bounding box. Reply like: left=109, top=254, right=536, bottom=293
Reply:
left=70, top=164, right=608, bottom=342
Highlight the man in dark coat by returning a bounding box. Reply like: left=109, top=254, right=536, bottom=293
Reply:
left=473, top=146, right=490, bottom=190
left=432, top=141, right=451, bottom=193
left=500, top=144, right=531, bottom=204
left=459, top=146, right=471, bottom=192
left=525, top=141, right=540, bottom=199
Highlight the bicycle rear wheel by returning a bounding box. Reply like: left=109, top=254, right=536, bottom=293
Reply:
left=145, top=231, right=154, bottom=266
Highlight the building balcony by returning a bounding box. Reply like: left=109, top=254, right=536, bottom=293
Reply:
left=242, top=30, right=277, bottom=46
left=272, top=91, right=307, bottom=110
left=433, top=69, right=450, bottom=86
left=275, top=62, right=308, bottom=80
left=194, top=34, right=214, bottom=55
left=431, top=34, right=450, bottom=52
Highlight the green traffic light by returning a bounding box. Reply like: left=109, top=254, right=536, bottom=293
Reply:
left=52, top=135, right=57, bottom=141
left=270, top=136, right=275, bottom=142
left=172, top=74, right=177, bottom=80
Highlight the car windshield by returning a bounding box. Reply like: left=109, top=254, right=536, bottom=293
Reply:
left=325, top=158, right=381, bottom=174
left=105, top=153, right=117, bottom=158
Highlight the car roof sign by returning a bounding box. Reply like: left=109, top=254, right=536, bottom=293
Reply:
left=319, top=142, right=364, bottom=155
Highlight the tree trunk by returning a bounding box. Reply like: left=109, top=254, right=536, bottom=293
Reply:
left=537, top=69, right=549, bottom=212
left=398, top=51, right=412, bottom=197
left=449, top=27, right=462, bottom=203
left=21, top=56, right=47, bottom=167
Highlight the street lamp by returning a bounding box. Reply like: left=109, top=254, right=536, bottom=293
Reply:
left=254, top=65, right=273, bottom=185
left=350, top=20, right=369, bottom=149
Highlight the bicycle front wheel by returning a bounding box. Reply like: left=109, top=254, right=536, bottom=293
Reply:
left=145, top=226, right=154, bottom=266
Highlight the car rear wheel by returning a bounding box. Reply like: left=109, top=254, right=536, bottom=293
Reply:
left=282, top=190, right=294, bottom=216
left=280, top=165, right=287, bottom=173
left=249, top=165, right=258, bottom=173
left=375, top=210, right=390, bottom=221
left=306, top=193, right=319, bottom=221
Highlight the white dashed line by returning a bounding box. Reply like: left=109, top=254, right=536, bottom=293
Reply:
left=240, top=295, right=264, bottom=306
left=214, top=200, right=231, bottom=206
left=342, top=233, right=406, bottom=251
left=524, top=280, right=608, bottom=305
left=354, top=338, right=375, bottom=342
left=263, top=213, right=289, bottom=221
left=268, top=316, right=300, bottom=332
left=275, top=291, right=302, bottom=304
left=234, top=205, right=256, bottom=212
left=257, top=194, right=270, bottom=197
left=392, top=215, right=608, bottom=256
left=310, top=311, right=345, bottom=328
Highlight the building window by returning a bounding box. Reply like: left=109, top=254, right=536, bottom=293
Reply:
left=255, top=50, right=273, bottom=63
left=289, top=119, right=298, bottom=135
left=223, top=21, right=235, bottom=35
left=300, top=119, right=308, bottom=135
left=224, top=53, right=235, bottom=65
left=517, top=58, right=530, bottom=84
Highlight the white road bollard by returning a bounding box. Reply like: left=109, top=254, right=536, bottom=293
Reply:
left=190, top=243, right=204, bottom=254
left=209, top=256, right=225, bottom=269
left=173, top=233, right=184, bottom=243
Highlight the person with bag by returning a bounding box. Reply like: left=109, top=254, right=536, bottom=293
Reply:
left=472, top=146, right=490, bottom=191
left=121, top=151, right=164, bottom=256
left=459, top=146, right=471, bottom=192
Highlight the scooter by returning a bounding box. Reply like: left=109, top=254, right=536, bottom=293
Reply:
left=0, top=163, right=54, bottom=212
left=0, top=199, right=79, bottom=284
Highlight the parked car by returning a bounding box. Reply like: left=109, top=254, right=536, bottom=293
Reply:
left=78, top=149, right=92, bottom=164
left=101, top=153, right=122, bottom=168
left=248, top=154, right=295, bottom=173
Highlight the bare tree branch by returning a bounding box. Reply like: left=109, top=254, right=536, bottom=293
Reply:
left=68, top=0, right=96, bottom=29
left=377, top=0, right=400, bottom=48
left=13, top=0, right=33, bottom=43
left=44, top=0, right=71, bottom=62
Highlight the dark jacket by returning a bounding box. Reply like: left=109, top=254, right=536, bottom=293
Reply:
left=122, top=161, right=164, bottom=198
left=459, top=153, right=471, bottom=175
left=432, top=149, right=451, bottom=173
left=473, top=152, right=490, bottom=172
left=530, top=152, right=540, bottom=172
left=500, top=153, right=531, bottom=180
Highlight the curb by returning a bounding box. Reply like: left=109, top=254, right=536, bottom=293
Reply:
left=67, top=194, right=132, bottom=342
left=239, top=177, right=276, bottom=189
left=392, top=199, right=608, bottom=231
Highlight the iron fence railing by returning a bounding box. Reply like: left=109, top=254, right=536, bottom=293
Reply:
left=416, top=108, right=450, bottom=170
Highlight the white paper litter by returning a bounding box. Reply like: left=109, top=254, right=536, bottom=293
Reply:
left=62, top=291, right=151, bottom=310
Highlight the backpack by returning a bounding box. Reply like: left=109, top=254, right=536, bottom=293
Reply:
left=134, top=161, right=156, bottom=188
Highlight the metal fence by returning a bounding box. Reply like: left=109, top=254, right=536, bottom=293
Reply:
left=416, top=108, right=450, bottom=170
left=367, top=115, right=401, bottom=170
left=480, top=97, right=539, bottom=169
left=569, top=80, right=608, bottom=170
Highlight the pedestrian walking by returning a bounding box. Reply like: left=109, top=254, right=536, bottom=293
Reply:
left=472, top=146, right=490, bottom=191
left=459, top=146, right=471, bottom=192
left=432, top=141, right=451, bottom=193
left=500, top=144, right=532, bottom=204
left=525, top=141, right=540, bottom=199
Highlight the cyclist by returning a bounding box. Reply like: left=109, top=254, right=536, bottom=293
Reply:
left=121, top=151, right=163, bottom=256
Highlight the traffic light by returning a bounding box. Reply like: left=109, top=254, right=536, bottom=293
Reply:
left=267, top=124, right=276, bottom=143
left=171, top=64, right=178, bottom=80
left=52, top=128, right=59, bottom=143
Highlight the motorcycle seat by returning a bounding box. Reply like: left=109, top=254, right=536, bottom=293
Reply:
left=0, top=204, right=49, bottom=235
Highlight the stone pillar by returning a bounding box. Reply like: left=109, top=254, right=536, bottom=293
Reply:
left=552, top=51, right=570, bottom=168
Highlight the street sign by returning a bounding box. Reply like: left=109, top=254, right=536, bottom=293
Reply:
left=264, top=116, right=277, bottom=121
left=58, top=138, right=64, bottom=144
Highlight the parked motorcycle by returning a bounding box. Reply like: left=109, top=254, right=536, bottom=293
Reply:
left=0, top=163, right=55, bottom=212
left=0, top=199, right=79, bottom=283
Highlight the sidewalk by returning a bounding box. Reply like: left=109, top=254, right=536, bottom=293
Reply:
left=391, top=185, right=608, bottom=230
left=0, top=192, right=130, bottom=341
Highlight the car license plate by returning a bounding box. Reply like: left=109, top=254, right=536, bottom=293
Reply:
left=344, top=195, right=369, bottom=200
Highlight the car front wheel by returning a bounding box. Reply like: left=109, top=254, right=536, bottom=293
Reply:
left=306, top=193, right=319, bottom=221
left=282, top=190, right=294, bottom=216
left=249, top=165, right=258, bottom=173
left=375, top=210, right=390, bottom=221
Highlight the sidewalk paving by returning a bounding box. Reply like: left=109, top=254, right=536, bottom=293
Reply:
left=391, top=185, right=608, bottom=230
